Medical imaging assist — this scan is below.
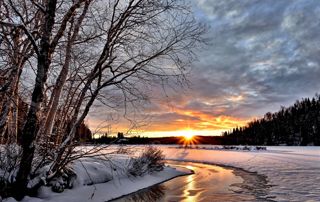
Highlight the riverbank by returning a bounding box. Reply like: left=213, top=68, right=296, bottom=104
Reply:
left=3, top=153, right=192, bottom=202
left=113, top=160, right=273, bottom=202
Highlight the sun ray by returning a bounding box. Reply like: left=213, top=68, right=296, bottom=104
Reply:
left=177, top=129, right=199, bottom=147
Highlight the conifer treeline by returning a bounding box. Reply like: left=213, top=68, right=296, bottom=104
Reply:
left=223, top=95, right=320, bottom=146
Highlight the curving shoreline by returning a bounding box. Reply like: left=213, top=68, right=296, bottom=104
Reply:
left=113, top=160, right=273, bottom=202
left=160, top=146, right=320, bottom=201
left=109, top=166, right=194, bottom=202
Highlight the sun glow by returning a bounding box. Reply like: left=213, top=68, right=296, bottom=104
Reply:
left=178, top=129, right=199, bottom=146
left=184, top=130, right=194, bottom=140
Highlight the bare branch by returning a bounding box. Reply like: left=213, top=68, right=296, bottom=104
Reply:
left=29, top=0, right=45, bottom=12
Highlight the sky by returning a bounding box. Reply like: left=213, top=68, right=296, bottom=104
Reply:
left=88, top=0, right=320, bottom=137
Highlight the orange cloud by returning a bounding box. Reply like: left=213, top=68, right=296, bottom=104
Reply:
left=87, top=95, right=252, bottom=137
left=142, top=107, right=250, bottom=136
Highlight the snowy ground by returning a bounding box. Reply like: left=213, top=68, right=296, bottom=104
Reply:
left=159, top=145, right=320, bottom=202
left=3, top=145, right=319, bottom=202
left=15, top=167, right=189, bottom=202
left=3, top=152, right=191, bottom=202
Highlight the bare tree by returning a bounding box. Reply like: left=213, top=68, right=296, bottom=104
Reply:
left=49, top=0, right=205, bottom=174
left=1, top=0, right=88, bottom=198
left=0, top=0, right=39, bottom=144
left=0, top=0, right=205, bottom=199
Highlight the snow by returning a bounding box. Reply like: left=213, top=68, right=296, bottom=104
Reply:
left=159, top=145, right=320, bottom=202
left=2, top=145, right=319, bottom=202
left=33, top=166, right=189, bottom=202
left=3, top=151, right=191, bottom=202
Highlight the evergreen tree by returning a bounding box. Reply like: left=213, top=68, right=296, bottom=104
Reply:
left=223, top=95, right=320, bottom=146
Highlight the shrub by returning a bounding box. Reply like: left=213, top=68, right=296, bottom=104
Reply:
left=128, top=147, right=164, bottom=177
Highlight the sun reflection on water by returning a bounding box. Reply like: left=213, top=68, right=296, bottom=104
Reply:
left=113, top=161, right=267, bottom=202
left=182, top=165, right=201, bottom=202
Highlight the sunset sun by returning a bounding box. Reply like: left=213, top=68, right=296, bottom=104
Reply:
left=179, top=129, right=198, bottom=146
left=184, top=131, right=194, bottom=140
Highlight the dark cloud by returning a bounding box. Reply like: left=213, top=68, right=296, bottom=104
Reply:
left=90, top=0, right=320, bottom=135
left=187, top=0, right=320, bottom=118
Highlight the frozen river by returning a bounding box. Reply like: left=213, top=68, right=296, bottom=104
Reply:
left=113, top=160, right=273, bottom=202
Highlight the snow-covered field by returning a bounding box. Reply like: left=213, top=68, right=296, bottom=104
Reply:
left=160, top=145, right=320, bottom=202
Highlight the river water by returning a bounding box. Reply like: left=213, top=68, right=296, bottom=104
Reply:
left=112, top=161, right=274, bottom=202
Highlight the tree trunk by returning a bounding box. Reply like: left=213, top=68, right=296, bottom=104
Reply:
left=13, top=0, right=58, bottom=199
left=41, top=57, right=69, bottom=139
left=13, top=58, right=49, bottom=199
left=0, top=29, right=31, bottom=144
left=42, top=0, right=90, bottom=142
left=0, top=62, right=23, bottom=143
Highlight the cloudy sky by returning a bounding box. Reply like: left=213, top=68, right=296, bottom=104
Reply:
left=89, top=0, right=320, bottom=137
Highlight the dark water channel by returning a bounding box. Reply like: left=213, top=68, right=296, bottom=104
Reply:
left=111, top=161, right=274, bottom=202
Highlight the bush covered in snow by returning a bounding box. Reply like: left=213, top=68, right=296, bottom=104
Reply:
left=46, top=166, right=77, bottom=193
left=128, top=147, right=164, bottom=177
left=0, top=146, right=168, bottom=199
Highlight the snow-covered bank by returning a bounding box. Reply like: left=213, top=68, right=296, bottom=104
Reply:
left=14, top=166, right=189, bottom=202
left=5, top=166, right=189, bottom=202
left=160, top=146, right=320, bottom=202
left=3, top=149, right=191, bottom=202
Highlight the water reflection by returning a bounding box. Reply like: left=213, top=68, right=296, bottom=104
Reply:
left=123, top=185, right=165, bottom=202
left=112, top=161, right=273, bottom=202
left=183, top=167, right=198, bottom=202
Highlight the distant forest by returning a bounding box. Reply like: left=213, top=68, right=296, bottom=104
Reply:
left=223, top=94, right=320, bottom=146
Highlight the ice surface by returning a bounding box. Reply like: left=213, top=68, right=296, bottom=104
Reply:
left=160, top=146, right=320, bottom=202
